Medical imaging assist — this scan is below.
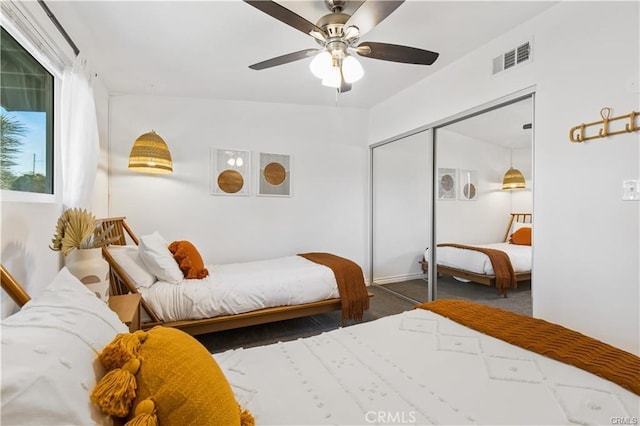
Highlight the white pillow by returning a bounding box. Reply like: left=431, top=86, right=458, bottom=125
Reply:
left=138, top=231, right=184, bottom=284
left=107, top=244, right=157, bottom=289
left=0, top=267, right=129, bottom=425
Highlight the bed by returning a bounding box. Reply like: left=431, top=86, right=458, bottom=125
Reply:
left=421, top=212, right=532, bottom=296
left=98, top=217, right=371, bottom=336
left=2, top=265, right=638, bottom=425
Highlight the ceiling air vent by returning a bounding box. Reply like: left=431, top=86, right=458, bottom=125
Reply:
left=492, top=41, right=531, bottom=75
left=517, top=42, right=530, bottom=63
left=504, top=49, right=516, bottom=70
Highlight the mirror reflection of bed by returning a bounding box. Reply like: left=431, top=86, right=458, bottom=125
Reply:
left=371, top=96, right=533, bottom=316
left=430, top=213, right=532, bottom=315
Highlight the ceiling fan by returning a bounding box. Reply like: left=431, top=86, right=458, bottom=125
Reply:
left=243, top=0, right=439, bottom=93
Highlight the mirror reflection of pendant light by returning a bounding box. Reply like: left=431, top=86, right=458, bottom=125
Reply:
left=128, top=131, right=173, bottom=174
left=502, top=167, right=526, bottom=190
left=502, top=148, right=526, bottom=190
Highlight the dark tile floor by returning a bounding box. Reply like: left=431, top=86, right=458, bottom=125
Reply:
left=196, top=277, right=532, bottom=353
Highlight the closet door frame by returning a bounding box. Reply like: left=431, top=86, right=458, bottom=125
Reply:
left=369, top=86, right=535, bottom=302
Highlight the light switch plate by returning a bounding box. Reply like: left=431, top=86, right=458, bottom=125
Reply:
left=622, top=179, right=640, bottom=201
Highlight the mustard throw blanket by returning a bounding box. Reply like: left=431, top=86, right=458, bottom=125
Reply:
left=418, top=299, right=640, bottom=396
left=438, top=243, right=517, bottom=295
left=298, top=253, right=369, bottom=323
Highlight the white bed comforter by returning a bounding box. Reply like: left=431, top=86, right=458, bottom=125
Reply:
left=430, top=242, right=531, bottom=275
left=140, top=256, right=340, bottom=322
left=215, top=309, right=639, bottom=426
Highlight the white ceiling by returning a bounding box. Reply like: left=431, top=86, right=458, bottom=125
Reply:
left=47, top=0, right=556, bottom=109
left=442, top=96, right=533, bottom=149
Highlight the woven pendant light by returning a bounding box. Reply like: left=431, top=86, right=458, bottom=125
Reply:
left=128, top=131, right=173, bottom=174
left=502, top=167, right=526, bottom=190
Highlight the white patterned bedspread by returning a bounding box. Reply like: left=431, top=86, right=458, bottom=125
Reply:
left=430, top=242, right=531, bottom=275
left=141, top=256, right=340, bottom=321
left=214, top=309, right=639, bottom=426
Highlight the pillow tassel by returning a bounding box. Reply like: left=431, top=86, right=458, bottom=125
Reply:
left=125, top=399, right=158, bottom=426
left=239, top=404, right=255, bottom=426
left=100, top=330, right=147, bottom=371
left=90, top=358, right=141, bottom=417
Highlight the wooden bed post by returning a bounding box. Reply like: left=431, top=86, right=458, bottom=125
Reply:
left=1, top=264, right=31, bottom=308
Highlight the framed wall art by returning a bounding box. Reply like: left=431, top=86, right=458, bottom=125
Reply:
left=459, top=169, right=478, bottom=201
left=210, top=148, right=250, bottom=196
left=437, top=168, right=457, bottom=200
left=258, top=152, right=291, bottom=197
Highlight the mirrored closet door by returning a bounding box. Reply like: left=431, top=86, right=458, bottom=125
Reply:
left=371, top=95, right=533, bottom=315
left=371, top=129, right=432, bottom=302
left=433, top=96, right=533, bottom=315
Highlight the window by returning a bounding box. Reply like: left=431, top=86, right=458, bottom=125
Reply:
left=1, top=27, right=54, bottom=194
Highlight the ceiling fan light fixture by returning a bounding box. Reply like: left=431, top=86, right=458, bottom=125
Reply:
left=244, top=0, right=440, bottom=93
left=343, top=25, right=359, bottom=41
left=342, top=55, right=364, bottom=83
left=310, top=51, right=332, bottom=79
left=321, top=65, right=342, bottom=88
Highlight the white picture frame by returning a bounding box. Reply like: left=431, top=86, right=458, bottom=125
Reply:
left=437, top=168, right=457, bottom=200
left=257, top=152, right=291, bottom=197
left=210, top=148, right=250, bottom=196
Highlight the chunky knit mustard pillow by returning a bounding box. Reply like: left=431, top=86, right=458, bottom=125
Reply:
left=91, top=326, right=253, bottom=426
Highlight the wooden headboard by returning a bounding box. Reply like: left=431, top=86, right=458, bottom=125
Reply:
left=100, top=216, right=139, bottom=246
left=502, top=212, right=532, bottom=242
left=99, top=216, right=140, bottom=298
left=1, top=264, right=31, bottom=308
left=99, top=217, right=162, bottom=323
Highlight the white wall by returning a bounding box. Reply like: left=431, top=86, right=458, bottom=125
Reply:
left=108, top=95, right=370, bottom=274
left=369, top=2, right=639, bottom=354
left=510, top=146, right=533, bottom=214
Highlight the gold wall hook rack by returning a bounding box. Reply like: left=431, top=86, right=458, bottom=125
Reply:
left=569, top=107, right=639, bottom=143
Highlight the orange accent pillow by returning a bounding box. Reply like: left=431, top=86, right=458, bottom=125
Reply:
left=168, top=240, right=209, bottom=279
left=510, top=227, right=532, bottom=245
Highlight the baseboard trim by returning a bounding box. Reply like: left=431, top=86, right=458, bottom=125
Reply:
left=373, top=273, right=424, bottom=285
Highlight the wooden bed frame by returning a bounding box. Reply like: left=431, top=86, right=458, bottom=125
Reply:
left=99, top=217, right=371, bottom=335
left=420, top=212, right=532, bottom=288
left=1, top=265, right=31, bottom=308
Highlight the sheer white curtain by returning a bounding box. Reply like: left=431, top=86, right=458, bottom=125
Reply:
left=61, top=57, right=99, bottom=210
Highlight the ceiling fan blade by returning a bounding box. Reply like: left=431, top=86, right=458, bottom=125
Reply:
left=243, top=0, right=324, bottom=37
left=345, top=0, right=404, bottom=37
left=249, top=48, right=320, bottom=70
left=356, top=41, right=439, bottom=65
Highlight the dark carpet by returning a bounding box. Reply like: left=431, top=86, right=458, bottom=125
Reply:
left=196, top=277, right=531, bottom=354
left=381, top=276, right=532, bottom=317
left=197, top=284, right=415, bottom=353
